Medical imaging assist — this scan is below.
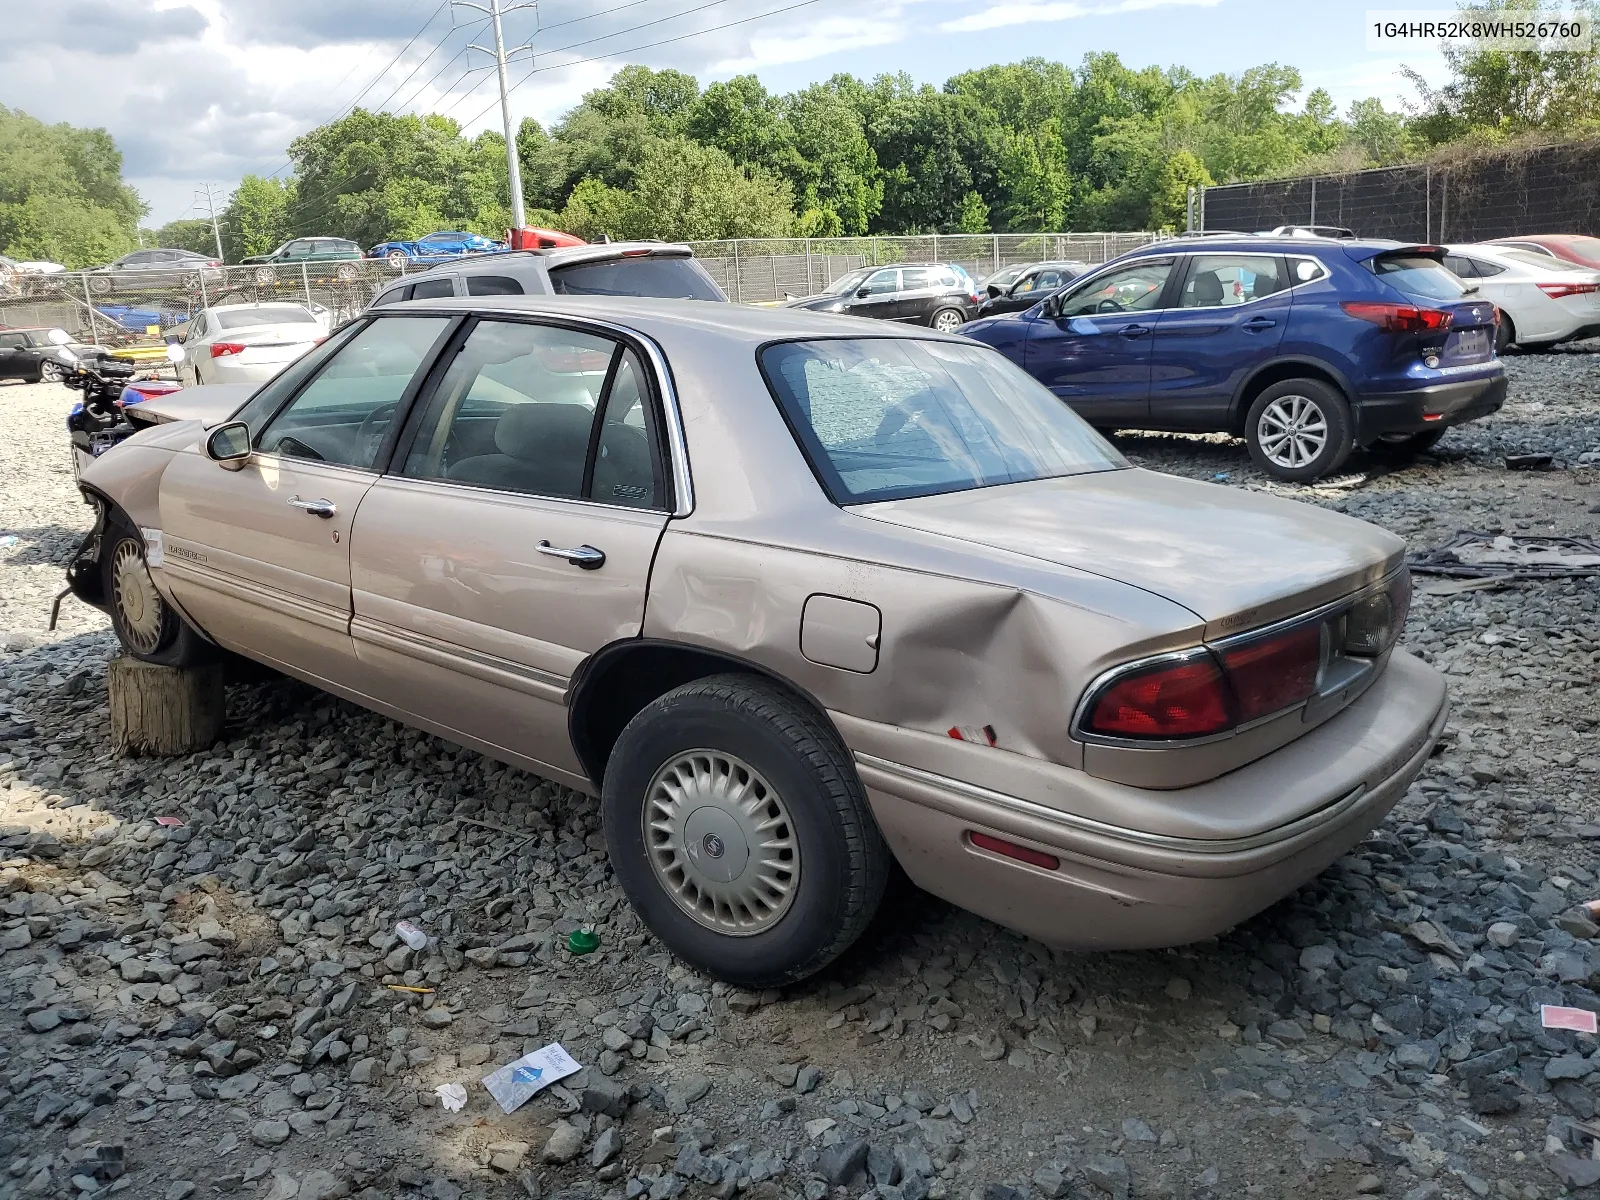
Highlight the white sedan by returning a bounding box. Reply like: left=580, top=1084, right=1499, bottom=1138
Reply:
left=1442, top=244, right=1600, bottom=351
left=171, top=302, right=329, bottom=386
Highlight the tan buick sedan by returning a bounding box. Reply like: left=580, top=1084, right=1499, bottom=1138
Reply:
left=68, top=297, right=1447, bottom=986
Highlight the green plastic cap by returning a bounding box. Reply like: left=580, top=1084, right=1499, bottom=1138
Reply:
left=567, top=928, right=600, bottom=955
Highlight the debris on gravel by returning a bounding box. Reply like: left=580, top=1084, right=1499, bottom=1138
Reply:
left=3, top=345, right=1600, bottom=1199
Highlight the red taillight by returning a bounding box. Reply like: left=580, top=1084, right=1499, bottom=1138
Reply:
left=1537, top=282, right=1600, bottom=299
left=1087, top=657, right=1231, bottom=739
left=1220, top=624, right=1321, bottom=724
left=968, top=831, right=1059, bottom=871
left=210, top=342, right=246, bottom=358
left=1341, top=301, right=1453, bottom=332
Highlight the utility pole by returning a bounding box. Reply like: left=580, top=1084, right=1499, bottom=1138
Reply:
left=455, top=0, right=536, bottom=231
left=198, top=183, right=226, bottom=262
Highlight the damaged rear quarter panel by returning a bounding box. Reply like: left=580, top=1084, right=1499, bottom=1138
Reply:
left=643, top=514, right=1205, bottom=773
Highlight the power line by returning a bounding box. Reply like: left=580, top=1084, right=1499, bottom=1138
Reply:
left=454, top=0, right=826, bottom=129
left=370, top=14, right=491, bottom=114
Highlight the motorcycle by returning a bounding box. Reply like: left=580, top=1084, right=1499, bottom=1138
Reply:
left=65, top=355, right=183, bottom=478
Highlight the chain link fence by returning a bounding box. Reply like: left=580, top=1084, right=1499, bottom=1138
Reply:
left=1196, top=140, right=1600, bottom=244
left=686, top=232, right=1165, bottom=303
left=0, top=231, right=1164, bottom=346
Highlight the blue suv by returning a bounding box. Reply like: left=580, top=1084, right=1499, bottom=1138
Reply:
left=961, top=236, right=1508, bottom=481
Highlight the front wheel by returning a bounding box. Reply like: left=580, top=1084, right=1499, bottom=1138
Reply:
left=602, top=674, right=889, bottom=988
left=930, top=307, right=965, bottom=333
left=103, top=518, right=213, bottom=666
left=1245, top=379, right=1354, bottom=482
left=386, top=251, right=409, bottom=269
left=39, top=361, right=62, bottom=384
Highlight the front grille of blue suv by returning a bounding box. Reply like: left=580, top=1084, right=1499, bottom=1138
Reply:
left=960, top=237, right=1508, bottom=482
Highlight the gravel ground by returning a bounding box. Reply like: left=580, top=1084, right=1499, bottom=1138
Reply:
left=3, top=343, right=1600, bottom=1200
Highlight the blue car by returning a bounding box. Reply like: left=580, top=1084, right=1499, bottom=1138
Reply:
left=369, top=230, right=504, bottom=266
left=960, top=236, right=1507, bottom=481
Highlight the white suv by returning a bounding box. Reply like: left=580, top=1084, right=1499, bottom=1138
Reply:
left=367, top=243, right=727, bottom=308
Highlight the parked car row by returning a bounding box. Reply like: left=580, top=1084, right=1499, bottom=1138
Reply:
left=1440, top=240, right=1600, bottom=350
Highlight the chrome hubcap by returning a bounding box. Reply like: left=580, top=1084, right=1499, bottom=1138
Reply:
left=1257, top=394, right=1328, bottom=469
left=111, top=539, right=163, bottom=653
left=933, top=310, right=962, bottom=332
left=644, top=750, right=799, bottom=935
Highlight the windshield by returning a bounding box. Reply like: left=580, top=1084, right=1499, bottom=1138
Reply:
left=822, top=268, right=873, bottom=296
left=550, top=256, right=724, bottom=301
left=761, top=338, right=1127, bottom=504
left=215, top=307, right=318, bottom=329
left=1374, top=254, right=1467, bottom=302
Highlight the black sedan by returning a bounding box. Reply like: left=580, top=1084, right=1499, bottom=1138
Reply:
left=784, top=263, right=983, bottom=332
left=0, top=327, right=89, bottom=384
left=976, top=260, right=1090, bottom=318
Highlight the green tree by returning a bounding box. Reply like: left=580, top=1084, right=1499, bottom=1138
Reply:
left=774, top=82, right=881, bottom=235
left=957, top=190, right=990, bottom=233
left=1346, top=98, right=1413, bottom=165
left=997, top=121, right=1072, bottom=230
left=220, top=174, right=291, bottom=261
left=684, top=75, right=787, bottom=166
left=154, top=218, right=218, bottom=255
left=0, top=105, right=144, bottom=266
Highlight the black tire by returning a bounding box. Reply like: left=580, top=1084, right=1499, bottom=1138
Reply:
left=1494, top=312, right=1515, bottom=354
left=102, top=514, right=213, bottom=667
left=1370, top=428, right=1447, bottom=458
left=602, top=673, right=890, bottom=988
left=88, top=275, right=112, bottom=295
left=38, top=361, right=61, bottom=384
left=930, top=307, right=965, bottom=333
left=1244, top=378, right=1354, bottom=482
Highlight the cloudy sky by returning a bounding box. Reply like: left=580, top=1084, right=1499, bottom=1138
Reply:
left=1, top=0, right=1452, bottom=226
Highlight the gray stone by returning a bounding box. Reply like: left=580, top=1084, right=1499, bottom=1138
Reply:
left=251, top=1119, right=292, bottom=1147
left=297, top=1170, right=349, bottom=1200
left=25, top=1009, right=61, bottom=1033
left=589, top=1126, right=623, bottom=1168
left=1551, top=1154, right=1600, bottom=1189
left=1545, top=1054, right=1594, bottom=1082
left=796, top=1065, right=823, bottom=1093
left=1084, top=1154, right=1130, bottom=1200
left=819, top=1138, right=869, bottom=1186
left=1032, top=1167, right=1071, bottom=1198
left=1121, top=1117, right=1157, bottom=1142
left=542, top=1120, right=583, bottom=1164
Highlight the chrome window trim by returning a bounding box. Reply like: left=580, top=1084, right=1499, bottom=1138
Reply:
left=1052, top=252, right=1329, bottom=320
left=375, top=472, right=671, bottom=517
left=1070, top=567, right=1407, bottom=748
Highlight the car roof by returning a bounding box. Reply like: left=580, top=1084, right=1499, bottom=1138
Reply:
left=388, top=293, right=973, bottom=346
left=1135, top=235, right=1412, bottom=255
left=206, top=301, right=314, bottom=311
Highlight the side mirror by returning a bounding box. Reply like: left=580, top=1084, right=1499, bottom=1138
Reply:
left=1043, top=295, right=1062, bottom=318
left=166, top=343, right=185, bottom=363
left=206, top=422, right=252, bottom=470
left=856, top=287, right=870, bottom=298
left=986, top=284, right=1002, bottom=298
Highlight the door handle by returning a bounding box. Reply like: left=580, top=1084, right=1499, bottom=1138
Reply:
left=1119, top=324, right=1152, bottom=338
left=288, top=496, right=337, bottom=519
left=537, top=541, right=606, bottom=570
left=1242, top=317, right=1277, bottom=331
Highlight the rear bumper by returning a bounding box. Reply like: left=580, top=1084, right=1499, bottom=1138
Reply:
left=1354, top=372, right=1507, bottom=441
left=853, top=651, right=1448, bottom=950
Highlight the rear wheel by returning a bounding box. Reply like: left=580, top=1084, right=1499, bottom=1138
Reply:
left=103, top=516, right=213, bottom=666
left=1245, top=378, right=1354, bottom=482
left=930, top=307, right=965, bottom=333
left=602, top=674, right=889, bottom=988
left=386, top=250, right=409, bottom=269
left=1494, top=312, right=1516, bottom=353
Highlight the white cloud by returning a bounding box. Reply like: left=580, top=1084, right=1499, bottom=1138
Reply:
left=939, top=0, right=1221, bottom=34
left=707, top=14, right=908, bottom=74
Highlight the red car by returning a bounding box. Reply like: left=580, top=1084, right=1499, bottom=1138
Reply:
left=1487, top=234, right=1600, bottom=271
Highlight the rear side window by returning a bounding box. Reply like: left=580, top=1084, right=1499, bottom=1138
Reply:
left=1373, top=255, right=1467, bottom=302
left=900, top=267, right=936, bottom=290
left=411, top=277, right=456, bottom=300
left=466, top=275, right=524, bottom=297
left=550, top=257, right=724, bottom=301
left=372, top=287, right=406, bottom=306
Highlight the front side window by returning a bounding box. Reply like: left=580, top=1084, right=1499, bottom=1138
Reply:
left=401, top=320, right=660, bottom=507
left=761, top=337, right=1127, bottom=505
left=256, top=316, right=448, bottom=469
left=1057, top=259, right=1173, bottom=317
left=860, top=269, right=900, bottom=296
left=1178, top=255, right=1288, bottom=309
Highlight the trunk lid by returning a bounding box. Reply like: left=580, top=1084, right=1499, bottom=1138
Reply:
left=126, top=383, right=255, bottom=429
left=852, top=469, right=1404, bottom=635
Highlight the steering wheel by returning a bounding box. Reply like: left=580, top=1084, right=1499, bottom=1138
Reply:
left=355, top=403, right=397, bottom=461
left=1095, top=298, right=1125, bottom=314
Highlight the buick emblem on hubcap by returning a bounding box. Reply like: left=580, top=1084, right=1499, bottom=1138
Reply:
left=702, top=832, right=725, bottom=859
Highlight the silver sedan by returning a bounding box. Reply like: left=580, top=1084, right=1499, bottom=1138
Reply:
left=171, top=303, right=329, bottom=386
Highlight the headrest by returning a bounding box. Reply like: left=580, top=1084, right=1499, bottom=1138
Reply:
left=1191, top=272, right=1224, bottom=303
left=494, top=403, right=594, bottom=461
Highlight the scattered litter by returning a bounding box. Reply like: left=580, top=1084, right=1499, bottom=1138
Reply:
left=453, top=814, right=534, bottom=840
left=395, top=920, right=428, bottom=951
left=1408, top=531, right=1600, bottom=582
left=435, top=1083, right=468, bottom=1112
left=567, top=928, right=600, bottom=955
left=481, top=1042, right=582, bottom=1114
left=1415, top=577, right=1511, bottom=596
left=154, top=816, right=184, bottom=827
left=1505, top=453, right=1555, bottom=471
left=1212, top=472, right=1230, bottom=481
left=1587, top=899, right=1600, bottom=919
left=1311, top=472, right=1369, bottom=491
left=1542, top=1005, right=1598, bottom=1034
left=0, top=535, right=16, bottom=549
left=385, top=984, right=433, bottom=994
